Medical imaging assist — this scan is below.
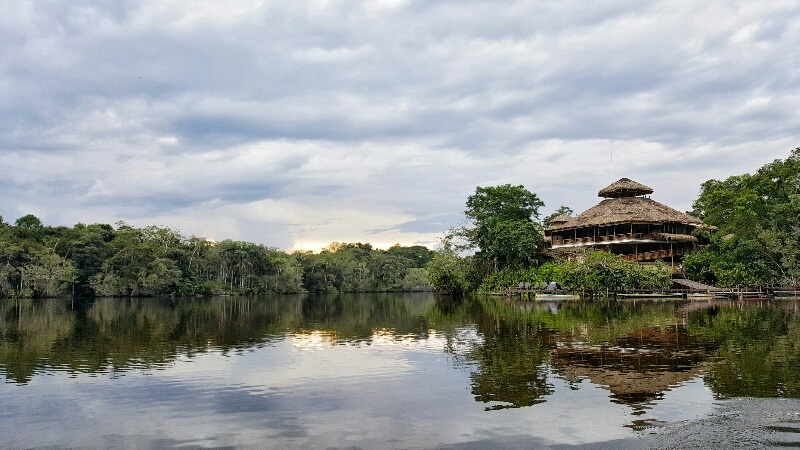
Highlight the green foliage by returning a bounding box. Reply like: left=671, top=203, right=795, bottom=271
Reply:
left=401, top=268, right=433, bottom=291
left=459, top=184, right=548, bottom=273
left=555, top=251, right=671, bottom=293
left=474, top=251, right=671, bottom=294
left=465, top=184, right=544, bottom=222
left=0, top=216, right=433, bottom=297
left=688, top=148, right=800, bottom=286
left=293, top=242, right=433, bottom=293
left=426, top=242, right=481, bottom=296
left=14, top=214, right=42, bottom=229
left=481, top=219, right=546, bottom=269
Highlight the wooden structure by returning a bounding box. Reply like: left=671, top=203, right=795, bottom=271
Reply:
left=545, top=178, right=709, bottom=266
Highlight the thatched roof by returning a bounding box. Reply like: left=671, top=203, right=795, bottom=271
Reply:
left=548, top=197, right=703, bottom=230
left=598, top=178, right=653, bottom=198
left=548, top=214, right=572, bottom=225
left=653, top=233, right=699, bottom=243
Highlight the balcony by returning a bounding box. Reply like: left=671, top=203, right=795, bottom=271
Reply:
left=551, top=232, right=662, bottom=248
left=550, top=232, right=698, bottom=249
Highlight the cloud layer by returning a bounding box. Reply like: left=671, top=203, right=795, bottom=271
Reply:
left=2, top=1, right=798, bottom=249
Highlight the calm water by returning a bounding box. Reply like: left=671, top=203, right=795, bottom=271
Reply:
left=2, top=294, right=800, bottom=448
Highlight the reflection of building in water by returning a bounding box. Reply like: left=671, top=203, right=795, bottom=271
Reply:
left=545, top=178, right=712, bottom=266
left=549, top=326, right=716, bottom=423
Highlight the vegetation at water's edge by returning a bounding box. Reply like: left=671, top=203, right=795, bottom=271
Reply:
left=684, top=148, right=800, bottom=287
left=1, top=149, right=796, bottom=297
left=0, top=218, right=435, bottom=297
left=427, top=148, right=800, bottom=294
left=425, top=183, right=674, bottom=294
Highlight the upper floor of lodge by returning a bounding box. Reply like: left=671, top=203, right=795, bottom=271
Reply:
left=545, top=178, right=710, bottom=252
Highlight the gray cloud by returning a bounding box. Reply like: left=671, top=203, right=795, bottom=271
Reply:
left=1, top=1, right=798, bottom=249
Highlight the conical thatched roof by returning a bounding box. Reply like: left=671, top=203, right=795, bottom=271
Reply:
left=548, top=197, right=703, bottom=230
left=598, top=178, right=653, bottom=198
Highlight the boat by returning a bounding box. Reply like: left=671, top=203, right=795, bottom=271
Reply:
left=534, top=293, right=581, bottom=301
left=616, top=292, right=683, bottom=299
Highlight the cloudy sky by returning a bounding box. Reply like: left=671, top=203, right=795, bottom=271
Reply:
left=2, top=1, right=798, bottom=251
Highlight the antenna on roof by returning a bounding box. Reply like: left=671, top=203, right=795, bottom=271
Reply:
left=610, top=142, right=614, bottom=179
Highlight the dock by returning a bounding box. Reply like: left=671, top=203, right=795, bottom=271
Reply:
left=671, top=278, right=796, bottom=300
left=498, top=279, right=798, bottom=301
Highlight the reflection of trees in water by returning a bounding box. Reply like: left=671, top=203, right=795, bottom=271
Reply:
left=467, top=316, right=554, bottom=410
left=4, top=294, right=800, bottom=410
left=460, top=298, right=722, bottom=412
left=463, top=298, right=800, bottom=412
left=697, top=303, right=800, bottom=398
left=0, top=296, right=303, bottom=383
left=0, top=298, right=76, bottom=382
left=0, top=294, right=446, bottom=384
left=298, top=292, right=436, bottom=340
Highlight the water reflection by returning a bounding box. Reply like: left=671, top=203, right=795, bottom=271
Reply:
left=2, top=295, right=800, bottom=417
left=457, top=297, right=800, bottom=416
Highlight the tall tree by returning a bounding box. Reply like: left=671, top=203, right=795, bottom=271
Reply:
left=460, top=184, right=547, bottom=271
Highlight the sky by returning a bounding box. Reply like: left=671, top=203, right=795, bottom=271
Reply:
left=1, top=1, right=798, bottom=251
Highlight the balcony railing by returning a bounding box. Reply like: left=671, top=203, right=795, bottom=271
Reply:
left=551, top=232, right=663, bottom=247
left=620, top=248, right=687, bottom=262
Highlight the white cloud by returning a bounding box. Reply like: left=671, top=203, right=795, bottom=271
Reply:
left=1, top=0, right=798, bottom=250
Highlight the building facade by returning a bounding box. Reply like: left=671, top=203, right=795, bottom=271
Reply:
left=544, top=178, right=708, bottom=265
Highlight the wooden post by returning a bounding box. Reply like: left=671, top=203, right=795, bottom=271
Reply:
left=670, top=243, right=674, bottom=268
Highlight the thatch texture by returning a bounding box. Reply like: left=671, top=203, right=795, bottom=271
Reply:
left=548, top=197, right=703, bottom=230
left=653, top=233, right=699, bottom=243
left=548, top=214, right=572, bottom=225
left=598, top=178, right=653, bottom=198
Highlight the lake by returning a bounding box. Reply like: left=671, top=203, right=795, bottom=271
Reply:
left=2, top=294, right=800, bottom=448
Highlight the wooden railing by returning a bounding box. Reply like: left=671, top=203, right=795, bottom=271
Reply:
left=552, top=233, right=660, bottom=247
left=621, top=248, right=674, bottom=262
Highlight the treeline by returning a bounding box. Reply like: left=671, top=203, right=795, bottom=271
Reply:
left=4, top=148, right=796, bottom=298
left=686, top=148, right=800, bottom=287
left=0, top=218, right=434, bottom=298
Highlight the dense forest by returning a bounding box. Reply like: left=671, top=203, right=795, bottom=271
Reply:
left=1, top=148, right=797, bottom=298
left=0, top=219, right=434, bottom=298
left=685, top=148, right=800, bottom=287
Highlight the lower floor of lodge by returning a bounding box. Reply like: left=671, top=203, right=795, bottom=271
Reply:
left=551, top=240, right=695, bottom=267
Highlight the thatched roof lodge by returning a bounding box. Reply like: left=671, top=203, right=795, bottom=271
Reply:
left=545, top=178, right=709, bottom=263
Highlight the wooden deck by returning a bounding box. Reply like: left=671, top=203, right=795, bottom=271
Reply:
left=496, top=279, right=798, bottom=301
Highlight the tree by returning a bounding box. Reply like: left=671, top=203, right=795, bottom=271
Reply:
left=386, top=244, right=435, bottom=267
left=14, top=214, right=44, bottom=240
left=460, top=184, right=547, bottom=272
left=401, top=268, right=433, bottom=291
left=465, top=184, right=544, bottom=223
left=14, top=214, right=42, bottom=229
left=555, top=250, right=671, bottom=294
left=688, top=148, right=800, bottom=286
left=426, top=238, right=482, bottom=295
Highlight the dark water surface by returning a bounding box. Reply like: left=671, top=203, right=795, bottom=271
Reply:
left=2, top=294, right=800, bottom=448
